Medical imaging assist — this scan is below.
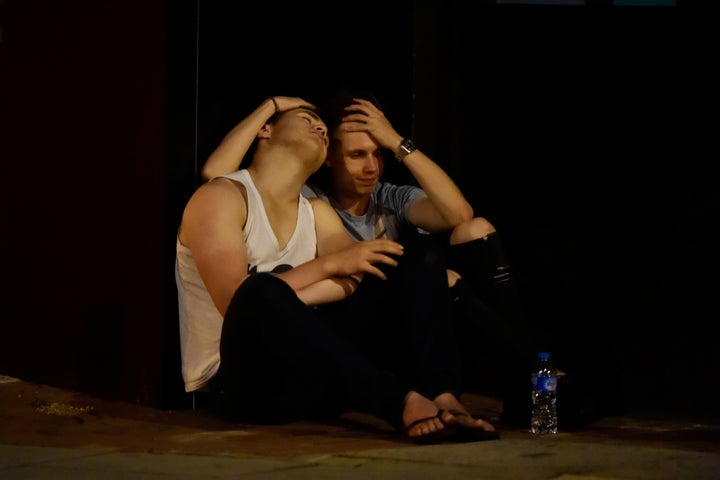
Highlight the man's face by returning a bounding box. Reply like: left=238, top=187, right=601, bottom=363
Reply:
left=325, top=130, right=385, bottom=201
left=273, top=107, right=329, bottom=169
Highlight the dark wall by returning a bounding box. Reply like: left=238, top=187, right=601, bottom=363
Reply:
left=181, top=1, right=720, bottom=418
left=193, top=2, right=415, bottom=181
left=415, top=3, right=718, bottom=417
left=3, top=0, right=715, bottom=418
left=1, top=0, right=179, bottom=407
left=0, top=0, right=416, bottom=409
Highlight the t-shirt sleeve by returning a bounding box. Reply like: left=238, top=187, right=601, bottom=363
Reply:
left=377, top=183, right=425, bottom=225
left=301, top=183, right=319, bottom=199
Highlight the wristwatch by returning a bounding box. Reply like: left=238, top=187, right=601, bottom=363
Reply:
left=395, top=138, right=417, bottom=162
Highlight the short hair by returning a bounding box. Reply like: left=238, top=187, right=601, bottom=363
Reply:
left=306, top=87, right=387, bottom=191
left=319, top=87, right=385, bottom=135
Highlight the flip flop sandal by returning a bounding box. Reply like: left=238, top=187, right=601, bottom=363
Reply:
left=447, top=410, right=501, bottom=442
left=402, top=409, right=458, bottom=444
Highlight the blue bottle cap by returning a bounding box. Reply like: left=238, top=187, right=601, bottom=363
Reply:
left=538, top=352, right=551, bottom=360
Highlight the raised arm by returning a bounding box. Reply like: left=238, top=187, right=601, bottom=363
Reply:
left=341, top=98, right=473, bottom=232
left=200, top=96, right=318, bottom=182
left=182, top=96, right=318, bottom=315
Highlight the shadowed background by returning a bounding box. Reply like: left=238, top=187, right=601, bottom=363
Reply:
left=2, top=1, right=715, bottom=418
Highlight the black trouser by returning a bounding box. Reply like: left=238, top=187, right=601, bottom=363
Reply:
left=211, top=229, right=462, bottom=426
left=211, top=272, right=408, bottom=425
left=319, top=228, right=464, bottom=401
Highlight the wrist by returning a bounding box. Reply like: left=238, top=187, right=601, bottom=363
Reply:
left=267, top=96, right=279, bottom=115
left=395, top=138, right=417, bottom=162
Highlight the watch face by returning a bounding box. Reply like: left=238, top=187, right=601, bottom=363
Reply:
left=397, top=139, right=416, bottom=161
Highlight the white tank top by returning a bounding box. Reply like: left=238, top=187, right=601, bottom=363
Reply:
left=175, top=169, right=317, bottom=392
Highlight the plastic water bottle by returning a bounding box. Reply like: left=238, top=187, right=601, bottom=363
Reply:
left=531, top=352, right=558, bottom=434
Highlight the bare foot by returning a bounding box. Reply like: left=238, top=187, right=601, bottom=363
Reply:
left=433, top=392, right=496, bottom=432
left=402, top=391, right=454, bottom=439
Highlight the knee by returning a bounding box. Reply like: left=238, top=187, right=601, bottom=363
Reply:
left=238, top=272, right=278, bottom=293
left=230, top=273, right=290, bottom=308
left=447, top=269, right=461, bottom=288
left=449, top=217, right=496, bottom=245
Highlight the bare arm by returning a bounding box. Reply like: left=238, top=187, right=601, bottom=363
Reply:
left=178, top=179, right=251, bottom=317
left=181, top=180, right=404, bottom=313
left=278, top=198, right=405, bottom=305
left=341, top=98, right=474, bottom=232
left=200, top=96, right=318, bottom=182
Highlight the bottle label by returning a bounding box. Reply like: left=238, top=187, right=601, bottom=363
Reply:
left=532, top=375, right=557, bottom=392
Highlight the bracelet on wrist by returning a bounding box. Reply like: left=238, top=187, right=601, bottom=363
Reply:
left=269, top=96, right=279, bottom=114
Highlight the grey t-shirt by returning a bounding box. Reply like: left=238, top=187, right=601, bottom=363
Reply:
left=302, top=182, right=425, bottom=242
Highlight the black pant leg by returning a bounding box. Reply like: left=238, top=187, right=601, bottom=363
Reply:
left=446, top=233, right=543, bottom=344
left=213, top=273, right=409, bottom=426
left=314, top=230, right=463, bottom=402
left=390, top=229, right=464, bottom=399
left=449, top=278, right=533, bottom=398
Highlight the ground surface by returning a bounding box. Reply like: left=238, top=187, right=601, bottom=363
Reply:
left=2, top=375, right=719, bottom=459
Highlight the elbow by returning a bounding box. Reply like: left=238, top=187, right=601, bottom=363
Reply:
left=453, top=202, right=474, bottom=225
left=200, top=153, right=228, bottom=182
left=439, top=203, right=473, bottom=229
left=200, top=165, right=216, bottom=183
